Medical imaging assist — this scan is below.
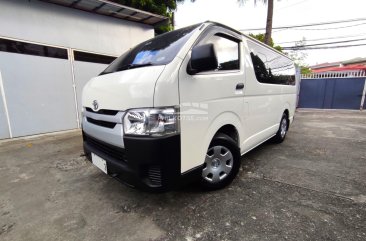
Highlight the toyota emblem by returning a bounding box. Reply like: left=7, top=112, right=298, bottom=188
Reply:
left=92, top=100, right=99, bottom=111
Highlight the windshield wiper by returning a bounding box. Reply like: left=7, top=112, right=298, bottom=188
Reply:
left=117, top=63, right=153, bottom=71
left=99, top=63, right=153, bottom=76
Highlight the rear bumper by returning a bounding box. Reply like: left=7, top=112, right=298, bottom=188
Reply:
left=83, top=132, right=201, bottom=191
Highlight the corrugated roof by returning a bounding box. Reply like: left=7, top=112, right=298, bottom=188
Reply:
left=41, top=0, right=168, bottom=25
left=310, top=62, right=341, bottom=69
left=342, top=57, right=366, bottom=65
left=312, top=64, right=366, bottom=73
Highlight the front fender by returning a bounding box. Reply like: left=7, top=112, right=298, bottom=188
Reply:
left=203, top=111, right=243, bottom=157
left=180, top=110, right=243, bottom=173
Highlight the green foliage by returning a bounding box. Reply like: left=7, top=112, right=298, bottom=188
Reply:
left=284, top=38, right=311, bottom=74
left=300, top=66, right=311, bottom=75
left=111, top=0, right=186, bottom=34
left=112, top=0, right=181, bottom=15
left=249, top=33, right=282, bottom=52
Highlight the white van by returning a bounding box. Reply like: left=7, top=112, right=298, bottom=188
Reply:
left=82, top=21, right=296, bottom=191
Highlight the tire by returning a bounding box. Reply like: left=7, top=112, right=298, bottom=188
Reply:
left=272, top=113, right=289, bottom=143
left=200, top=133, right=241, bottom=190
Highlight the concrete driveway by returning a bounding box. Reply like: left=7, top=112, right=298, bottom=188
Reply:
left=1, top=110, right=366, bottom=241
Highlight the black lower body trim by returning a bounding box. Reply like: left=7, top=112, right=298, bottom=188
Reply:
left=83, top=132, right=202, bottom=191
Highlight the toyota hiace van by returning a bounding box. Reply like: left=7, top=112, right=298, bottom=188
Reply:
left=82, top=22, right=297, bottom=191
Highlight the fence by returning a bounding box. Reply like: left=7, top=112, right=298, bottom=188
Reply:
left=301, top=70, right=366, bottom=79
left=298, top=71, right=366, bottom=110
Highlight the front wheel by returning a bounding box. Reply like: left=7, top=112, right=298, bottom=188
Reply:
left=200, top=133, right=240, bottom=190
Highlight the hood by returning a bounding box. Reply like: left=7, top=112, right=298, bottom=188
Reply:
left=82, top=65, right=165, bottom=111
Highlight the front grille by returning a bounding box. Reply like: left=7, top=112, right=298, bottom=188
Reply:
left=86, top=117, right=116, bottom=129
left=84, top=134, right=126, bottom=162
left=147, top=166, right=162, bottom=187
left=86, top=107, right=118, bottom=116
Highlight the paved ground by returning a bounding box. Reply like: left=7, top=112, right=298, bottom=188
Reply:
left=1, top=110, right=366, bottom=241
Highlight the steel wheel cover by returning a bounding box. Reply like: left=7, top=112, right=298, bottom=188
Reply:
left=202, top=145, right=234, bottom=183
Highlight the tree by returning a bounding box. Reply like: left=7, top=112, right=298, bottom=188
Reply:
left=286, top=39, right=311, bottom=74
left=110, top=0, right=186, bottom=34
left=238, top=0, right=275, bottom=46
left=249, top=33, right=282, bottom=52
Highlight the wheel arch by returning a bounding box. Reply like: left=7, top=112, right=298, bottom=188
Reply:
left=214, top=124, right=239, bottom=145
left=202, top=112, right=243, bottom=163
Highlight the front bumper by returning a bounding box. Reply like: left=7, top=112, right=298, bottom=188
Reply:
left=83, top=132, right=200, bottom=191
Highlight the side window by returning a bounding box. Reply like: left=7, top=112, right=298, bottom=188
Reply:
left=0, top=38, right=68, bottom=59
left=206, top=34, right=240, bottom=71
left=248, top=41, right=295, bottom=85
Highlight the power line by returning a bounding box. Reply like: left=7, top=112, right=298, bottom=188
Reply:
left=282, top=38, right=366, bottom=48
left=239, top=17, right=366, bottom=31
left=274, top=22, right=366, bottom=32
left=283, top=43, right=366, bottom=50
left=277, top=33, right=366, bottom=44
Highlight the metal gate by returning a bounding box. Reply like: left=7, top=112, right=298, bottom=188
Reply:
left=298, top=71, right=366, bottom=110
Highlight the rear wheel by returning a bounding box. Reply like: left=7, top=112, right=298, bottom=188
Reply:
left=201, top=133, right=240, bottom=190
left=272, top=113, right=289, bottom=143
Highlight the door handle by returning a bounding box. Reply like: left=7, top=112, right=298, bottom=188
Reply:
left=236, top=83, right=244, bottom=90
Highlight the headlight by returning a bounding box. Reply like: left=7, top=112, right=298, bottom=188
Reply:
left=123, top=107, right=179, bottom=136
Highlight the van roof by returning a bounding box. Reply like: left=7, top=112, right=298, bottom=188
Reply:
left=203, top=21, right=292, bottom=61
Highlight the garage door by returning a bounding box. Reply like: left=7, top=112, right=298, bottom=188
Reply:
left=0, top=74, right=10, bottom=139
left=0, top=39, right=78, bottom=138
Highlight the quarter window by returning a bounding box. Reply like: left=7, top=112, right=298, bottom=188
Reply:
left=247, top=41, right=295, bottom=85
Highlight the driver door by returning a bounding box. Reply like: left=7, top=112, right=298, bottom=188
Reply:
left=178, top=26, right=247, bottom=173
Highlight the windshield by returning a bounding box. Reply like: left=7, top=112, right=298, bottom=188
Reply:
left=100, top=24, right=200, bottom=75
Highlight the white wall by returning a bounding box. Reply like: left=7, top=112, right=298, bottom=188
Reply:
left=0, top=0, right=154, bottom=56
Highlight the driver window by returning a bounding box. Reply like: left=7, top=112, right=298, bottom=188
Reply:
left=206, top=34, right=240, bottom=71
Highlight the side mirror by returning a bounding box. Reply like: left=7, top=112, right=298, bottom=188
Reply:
left=188, top=43, right=218, bottom=74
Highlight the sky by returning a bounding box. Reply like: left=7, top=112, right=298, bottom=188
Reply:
left=174, top=0, right=366, bottom=66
